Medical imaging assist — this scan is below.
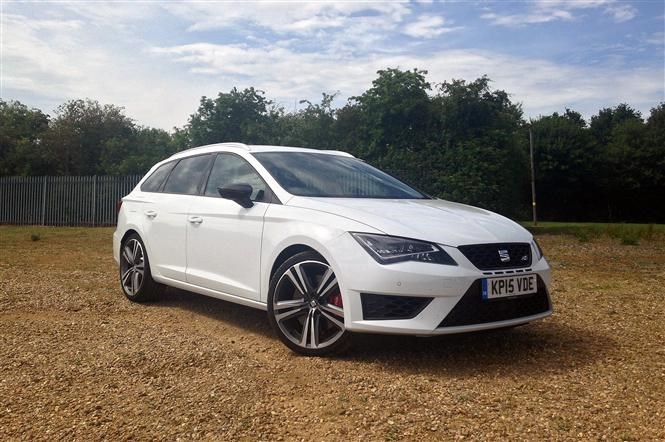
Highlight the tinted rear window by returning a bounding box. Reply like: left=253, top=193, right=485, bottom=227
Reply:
left=140, top=161, right=175, bottom=193
left=162, top=155, right=212, bottom=195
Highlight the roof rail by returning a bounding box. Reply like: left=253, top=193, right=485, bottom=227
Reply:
left=170, top=142, right=249, bottom=157
left=323, top=150, right=354, bottom=157
left=218, top=142, right=250, bottom=151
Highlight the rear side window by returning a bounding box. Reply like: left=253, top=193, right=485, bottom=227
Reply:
left=140, top=162, right=175, bottom=192
left=163, top=155, right=212, bottom=195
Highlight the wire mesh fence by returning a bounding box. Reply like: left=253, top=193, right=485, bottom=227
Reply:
left=0, top=175, right=141, bottom=226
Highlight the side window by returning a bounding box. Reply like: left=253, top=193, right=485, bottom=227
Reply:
left=205, top=154, right=268, bottom=201
left=162, top=155, right=212, bottom=195
left=141, top=162, right=175, bottom=192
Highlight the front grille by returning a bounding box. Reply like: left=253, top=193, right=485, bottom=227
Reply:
left=458, top=243, right=532, bottom=270
left=438, top=276, right=550, bottom=328
left=360, top=294, right=433, bottom=320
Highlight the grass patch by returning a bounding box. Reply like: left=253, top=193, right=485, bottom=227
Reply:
left=522, top=221, right=664, bottom=244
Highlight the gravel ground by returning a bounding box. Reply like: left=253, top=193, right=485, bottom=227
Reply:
left=0, top=226, right=663, bottom=441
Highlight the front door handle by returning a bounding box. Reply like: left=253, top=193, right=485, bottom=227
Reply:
left=144, top=210, right=157, bottom=218
left=188, top=216, right=203, bottom=225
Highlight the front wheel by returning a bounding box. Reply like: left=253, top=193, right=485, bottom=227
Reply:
left=267, top=251, right=350, bottom=356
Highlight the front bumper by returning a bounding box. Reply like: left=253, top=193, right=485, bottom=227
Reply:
left=328, top=233, right=552, bottom=336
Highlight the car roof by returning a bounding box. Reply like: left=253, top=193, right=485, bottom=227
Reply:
left=168, top=143, right=355, bottom=160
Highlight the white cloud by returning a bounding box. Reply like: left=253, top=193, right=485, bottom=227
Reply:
left=152, top=42, right=664, bottom=122
left=482, top=0, right=638, bottom=27
left=0, top=12, right=202, bottom=129
left=480, top=10, right=573, bottom=27
left=534, top=0, right=614, bottom=9
left=161, top=2, right=411, bottom=34
left=403, top=15, right=462, bottom=38
left=159, top=2, right=412, bottom=56
left=1, top=1, right=661, bottom=131
left=645, top=31, right=664, bottom=46
left=605, top=4, right=638, bottom=22
left=62, top=1, right=155, bottom=22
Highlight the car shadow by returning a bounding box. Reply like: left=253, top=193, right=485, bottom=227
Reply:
left=339, top=321, right=616, bottom=378
left=150, top=287, right=274, bottom=338
left=148, top=288, right=614, bottom=377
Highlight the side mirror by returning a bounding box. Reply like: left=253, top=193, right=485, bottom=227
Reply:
left=218, top=184, right=254, bottom=208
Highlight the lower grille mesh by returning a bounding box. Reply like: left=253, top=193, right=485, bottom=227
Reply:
left=361, top=294, right=433, bottom=320
left=438, top=276, right=550, bottom=327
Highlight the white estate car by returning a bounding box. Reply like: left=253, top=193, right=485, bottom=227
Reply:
left=114, top=143, right=552, bottom=355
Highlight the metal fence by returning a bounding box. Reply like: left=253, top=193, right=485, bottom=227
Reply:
left=0, top=175, right=141, bottom=226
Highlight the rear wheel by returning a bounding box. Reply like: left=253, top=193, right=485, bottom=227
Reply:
left=119, top=233, right=161, bottom=302
left=268, top=251, right=349, bottom=356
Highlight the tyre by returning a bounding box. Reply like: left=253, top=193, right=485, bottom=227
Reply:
left=119, top=233, right=161, bottom=302
left=268, top=251, right=350, bottom=356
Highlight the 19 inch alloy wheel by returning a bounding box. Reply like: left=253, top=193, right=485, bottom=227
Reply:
left=119, top=233, right=160, bottom=302
left=268, top=251, right=349, bottom=355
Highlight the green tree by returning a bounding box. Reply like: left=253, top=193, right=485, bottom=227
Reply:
left=350, top=68, right=434, bottom=163
left=100, top=127, right=175, bottom=175
left=278, top=93, right=338, bottom=148
left=644, top=103, right=665, bottom=191
left=333, top=103, right=364, bottom=153
left=529, top=109, right=595, bottom=220
left=430, top=76, right=526, bottom=216
left=0, top=100, right=49, bottom=175
left=1, top=77, right=662, bottom=223
left=589, top=103, right=642, bottom=148
left=187, top=87, right=280, bottom=146
left=42, top=99, right=135, bottom=175
left=588, top=104, right=648, bottom=220
left=601, top=105, right=665, bottom=221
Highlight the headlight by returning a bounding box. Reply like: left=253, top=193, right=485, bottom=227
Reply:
left=351, top=233, right=457, bottom=265
left=532, top=239, right=544, bottom=261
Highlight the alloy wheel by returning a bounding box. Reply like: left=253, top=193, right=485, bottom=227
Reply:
left=120, top=238, right=145, bottom=297
left=272, top=260, right=345, bottom=350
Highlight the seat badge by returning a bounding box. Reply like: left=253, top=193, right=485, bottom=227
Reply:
left=498, top=249, right=510, bottom=262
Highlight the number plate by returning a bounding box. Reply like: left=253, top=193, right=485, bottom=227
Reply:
left=481, top=274, right=537, bottom=300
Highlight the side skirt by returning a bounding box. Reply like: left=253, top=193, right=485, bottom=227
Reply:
left=153, top=275, right=268, bottom=311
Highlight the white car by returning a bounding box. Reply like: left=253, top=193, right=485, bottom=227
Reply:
left=114, top=143, right=552, bottom=355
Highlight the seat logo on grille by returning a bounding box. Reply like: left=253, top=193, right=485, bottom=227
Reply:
left=498, top=249, right=510, bottom=262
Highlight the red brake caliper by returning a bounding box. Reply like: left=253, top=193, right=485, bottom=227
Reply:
left=329, top=292, right=343, bottom=308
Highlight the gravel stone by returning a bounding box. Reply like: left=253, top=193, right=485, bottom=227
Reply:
left=0, top=227, right=664, bottom=440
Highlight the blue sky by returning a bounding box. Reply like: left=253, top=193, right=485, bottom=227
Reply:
left=2, top=0, right=664, bottom=129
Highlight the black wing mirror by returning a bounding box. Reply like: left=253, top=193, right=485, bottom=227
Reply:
left=218, top=184, right=254, bottom=208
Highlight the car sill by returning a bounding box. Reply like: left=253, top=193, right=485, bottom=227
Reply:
left=153, top=275, right=268, bottom=311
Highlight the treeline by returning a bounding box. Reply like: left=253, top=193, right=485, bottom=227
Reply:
left=1, top=69, right=663, bottom=222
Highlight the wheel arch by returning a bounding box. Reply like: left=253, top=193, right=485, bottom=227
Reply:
left=262, top=236, right=341, bottom=303
left=269, top=244, right=325, bottom=283
left=120, top=228, right=140, bottom=245
left=115, top=223, right=150, bottom=265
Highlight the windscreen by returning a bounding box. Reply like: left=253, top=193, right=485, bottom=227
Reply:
left=252, top=152, right=428, bottom=199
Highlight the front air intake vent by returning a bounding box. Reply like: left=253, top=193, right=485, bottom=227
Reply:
left=360, top=294, right=433, bottom=320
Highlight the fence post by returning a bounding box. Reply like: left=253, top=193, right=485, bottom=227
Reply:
left=41, top=176, right=47, bottom=226
left=92, top=175, right=97, bottom=227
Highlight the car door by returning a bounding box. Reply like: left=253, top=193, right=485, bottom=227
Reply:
left=142, top=154, right=213, bottom=282
left=186, top=153, right=272, bottom=300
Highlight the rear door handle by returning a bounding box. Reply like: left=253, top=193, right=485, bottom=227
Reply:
left=144, top=210, right=157, bottom=218
left=188, top=216, right=203, bottom=224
